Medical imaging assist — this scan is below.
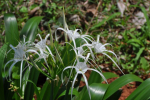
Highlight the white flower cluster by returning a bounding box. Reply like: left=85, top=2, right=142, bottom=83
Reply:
left=5, top=22, right=123, bottom=100
left=58, top=25, right=124, bottom=100
left=4, top=34, right=54, bottom=87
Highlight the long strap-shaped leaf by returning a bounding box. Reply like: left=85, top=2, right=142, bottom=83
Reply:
left=26, top=80, right=42, bottom=100
left=103, top=74, right=143, bottom=100
left=83, top=83, right=109, bottom=100
left=126, top=78, right=150, bottom=100
left=20, top=16, right=43, bottom=42
left=0, top=44, right=8, bottom=100
left=24, top=65, right=40, bottom=100
left=4, top=13, right=19, bottom=46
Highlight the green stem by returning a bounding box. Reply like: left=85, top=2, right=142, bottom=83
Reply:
left=50, top=80, right=54, bottom=100
left=64, top=81, right=71, bottom=100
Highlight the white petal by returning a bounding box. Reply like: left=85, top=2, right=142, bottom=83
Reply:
left=82, top=72, right=91, bottom=99
left=61, top=66, right=73, bottom=84
left=102, top=52, right=124, bottom=74
left=71, top=72, right=78, bottom=100
left=46, top=46, right=55, bottom=62
left=37, top=34, right=43, bottom=41
left=99, top=43, right=112, bottom=50
left=85, top=53, right=90, bottom=62
left=102, top=50, right=119, bottom=63
left=4, top=59, right=14, bottom=76
left=20, top=60, right=24, bottom=88
left=10, top=44, right=16, bottom=52
left=57, top=28, right=68, bottom=33
left=45, top=34, right=50, bottom=41
left=26, top=49, right=40, bottom=56
left=97, top=35, right=100, bottom=43
left=9, top=61, right=18, bottom=80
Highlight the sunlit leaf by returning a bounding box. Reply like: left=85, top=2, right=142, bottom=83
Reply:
left=103, top=74, right=143, bottom=99
left=4, top=13, right=19, bottom=46
left=20, top=16, right=43, bottom=42
left=83, top=83, right=109, bottom=100
left=126, top=78, right=150, bottom=100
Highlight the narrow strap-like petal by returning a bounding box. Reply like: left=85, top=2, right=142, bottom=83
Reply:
left=45, top=34, right=50, bottom=41
left=102, top=52, right=124, bottom=74
left=102, top=50, right=119, bottom=63
left=9, top=61, right=18, bottom=81
left=71, top=72, right=78, bottom=100
left=46, top=46, right=55, bottom=62
left=82, top=72, right=91, bottom=100
left=97, top=35, right=100, bottom=43
left=10, top=44, right=17, bottom=52
left=61, top=66, right=73, bottom=84
left=37, top=34, right=43, bottom=41
left=4, top=59, right=14, bottom=77
left=99, top=43, right=112, bottom=50
left=20, top=60, right=24, bottom=88
left=85, top=53, right=90, bottom=63
left=26, top=49, right=40, bottom=56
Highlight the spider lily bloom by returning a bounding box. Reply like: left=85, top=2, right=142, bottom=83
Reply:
left=35, top=34, right=55, bottom=66
left=4, top=39, right=39, bottom=87
left=61, top=53, right=107, bottom=100
left=92, top=35, right=124, bottom=74
left=57, top=27, right=93, bottom=48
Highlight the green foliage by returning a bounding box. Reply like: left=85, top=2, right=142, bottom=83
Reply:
left=20, top=16, right=43, bottom=41
left=0, top=44, right=8, bottom=100
left=91, top=12, right=121, bottom=30
left=1, top=1, right=150, bottom=100
left=4, top=13, right=19, bottom=46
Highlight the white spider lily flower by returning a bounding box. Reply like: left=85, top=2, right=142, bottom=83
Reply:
left=92, top=35, right=124, bottom=74
left=57, top=28, right=93, bottom=48
left=4, top=38, right=39, bottom=88
left=35, top=34, right=55, bottom=66
left=61, top=53, right=107, bottom=100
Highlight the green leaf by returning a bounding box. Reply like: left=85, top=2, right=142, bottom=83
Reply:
left=57, top=88, right=79, bottom=99
left=103, top=74, right=143, bottom=100
left=135, top=47, right=145, bottom=62
left=26, top=80, right=42, bottom=100
left=40, top=81, right=51, bottom=100
left=141, top=7, right=150, bottom=38
left=88, top=71, right=103, bottom=85
left=107, top=89, right=122, bottom=100
left=126, top=78, right=150, bottom=100
left=140, top=57, right=149, bottom=70
left=24, top=65, right=40, bottom=100
left=20, top=6, right=28, bottom=13
left=20, top=16, right=43, bottom=42
left=0, top=44, right=8, bottom=100
left=4, top=13, right=19, bottom=46
left=103, top=72, right=118, bottom=81
left=127, top=39, right=144, bottom=46
left=91, top=12, right=120, bottom=30
left=83, top=83, right=109, bottom=100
